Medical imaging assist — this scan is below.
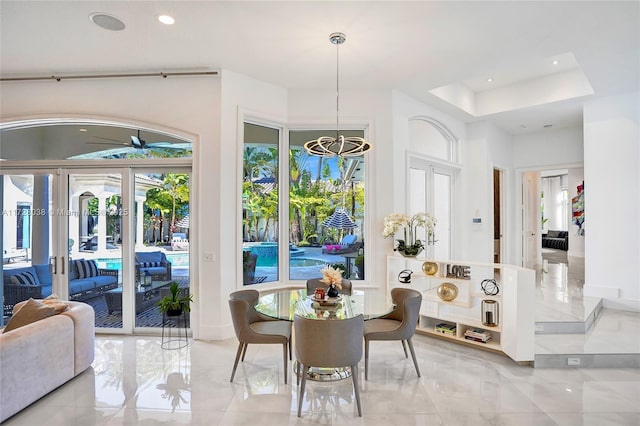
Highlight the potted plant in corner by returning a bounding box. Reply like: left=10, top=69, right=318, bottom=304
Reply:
left=157, top=281, right=193, bottom=316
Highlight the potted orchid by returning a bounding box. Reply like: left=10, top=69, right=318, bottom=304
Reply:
left=383, top=212, right=436, bottom=257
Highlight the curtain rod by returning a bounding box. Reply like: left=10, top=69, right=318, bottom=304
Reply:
left=0, top=70, right=218, bottom=82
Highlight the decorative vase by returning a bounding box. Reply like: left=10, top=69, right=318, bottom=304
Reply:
left=437, top=282, right=458, bottom=301
left=327, top=284, right=340, bottom=298
left=397, top=244, right=423, bottom=257
left=422, top=261, right=439, bottom=276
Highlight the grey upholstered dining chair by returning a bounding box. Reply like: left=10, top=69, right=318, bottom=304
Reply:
left=228, top=289, right=292, bottom=384
left=363, top=287, right=422, bottom=380
left=305, top=278, right=353, bottom=296
left=294, top=314, right=364, bottom=417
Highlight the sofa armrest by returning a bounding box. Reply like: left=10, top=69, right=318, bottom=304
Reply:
left=162, top=260, right=172, bottom=280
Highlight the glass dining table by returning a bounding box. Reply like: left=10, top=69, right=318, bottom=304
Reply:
left=255, top=288, right=394, bottom=381
left=255, top=288, right=394, bottom=322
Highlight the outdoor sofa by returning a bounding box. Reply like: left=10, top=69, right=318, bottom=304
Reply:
left=135, top=251, right=172, bottom=282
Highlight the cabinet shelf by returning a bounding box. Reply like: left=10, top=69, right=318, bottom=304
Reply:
left=422, top=288, right=472, bottom=308
left=387, top=255, right=535, bottom=363
left=419, top=328, right=502, bottom=351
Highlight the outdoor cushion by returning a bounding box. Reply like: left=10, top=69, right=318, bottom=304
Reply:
left=74, top=259, right=98, bottom=279
left=3, top=266, right=39, bottom=285
left=69, top=278, right=96, bottom=294
left=92, top=274, right=117, bottom=287
left=10, top=271, right=39, bottom=286
left=138, top=261, right=162, bottom=268
left=138, top=266, right=167, bottom=276
left=136, top=252, right=166, bottom=264
left=33, top=264, right=52, bottom=286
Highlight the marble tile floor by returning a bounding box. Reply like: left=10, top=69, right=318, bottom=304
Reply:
left=4, top=334, right=640, bottom=426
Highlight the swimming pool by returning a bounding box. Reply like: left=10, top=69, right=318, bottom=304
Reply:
left=257, top=257, right=326, bottom=268
left=96, top=252, right=190, bottom=270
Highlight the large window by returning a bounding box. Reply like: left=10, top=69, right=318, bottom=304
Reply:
left=242, top=124, right=366, bottom=285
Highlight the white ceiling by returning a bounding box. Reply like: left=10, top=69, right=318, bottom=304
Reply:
left=1, top=1, right=638, bottom=135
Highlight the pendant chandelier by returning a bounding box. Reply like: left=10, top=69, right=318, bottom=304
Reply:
left=304, top=32, right=372, bottom=157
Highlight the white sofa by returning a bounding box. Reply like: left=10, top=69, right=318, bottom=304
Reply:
left=0, top=301, right=95, bottom=422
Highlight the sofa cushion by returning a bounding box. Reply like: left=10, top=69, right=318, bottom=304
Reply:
left=2, top=298, right=56, bottom=333
left=74, top=259, right=98, bottom=279
left=33, top=264, right=53, bottom=286
left=546, top=230, right=560, bottom=238
left=138, top=266, right=168, bottom=276
left=136, top=251, right=166, bottom=264
left=92, top=274, right=117, bottom=288
left=69, top=278, right=96, bottom=295
left=42, top=294, right=70, bottom=313
left=3, top=266, right=39, bottom=285
left=9, top=271, right=39, bottom=286
left=139, top=261, right=161, bottom=268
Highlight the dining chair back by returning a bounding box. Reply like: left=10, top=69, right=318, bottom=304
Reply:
left=228, top=289, right=292, bottom=384
left=294, top=314, right=364, bottom=417
left=305, top=278, right=352, bottom=296
left=364, top=287, right=422, bottom=380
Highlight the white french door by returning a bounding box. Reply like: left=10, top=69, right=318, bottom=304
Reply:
left=2, top=166, right=191, bottom=334
left=408, top=157, right=454, bottom=260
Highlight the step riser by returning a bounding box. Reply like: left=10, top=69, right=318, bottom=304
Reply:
left=535, top=299, right=603, bottom=334
left=534, top=353, right=640, bottom=368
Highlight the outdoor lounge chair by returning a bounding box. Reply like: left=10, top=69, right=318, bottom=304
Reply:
left=135, top=251, right=172, bottom=281
left=171, top=233, right=189, bottom=251
left=321, top=234, right=361, bottom=255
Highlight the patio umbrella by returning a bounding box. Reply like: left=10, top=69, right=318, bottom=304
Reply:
left=176, top=214, right=189, bottom=228
left=322, top=207, right=356, bottom=229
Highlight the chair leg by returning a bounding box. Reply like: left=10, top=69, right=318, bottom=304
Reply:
left=230, top=342, right=244, bottom=382
left=401, top=339, right=408, bottom=358
left=283, top=342, right=288, bottom=384
left=352, top=363, right=362, bottom=417
left=406, top=338, right=421, bottom=378
left=297, top=364, right=308, bottom=417
left=241, top=341, right=249, bottom=361
left=364, top=339, right=370, bottom=380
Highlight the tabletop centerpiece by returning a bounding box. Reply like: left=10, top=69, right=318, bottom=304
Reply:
left=383, top=212, right=436, bottom=258
left=320, top=265, right=343, bottom=298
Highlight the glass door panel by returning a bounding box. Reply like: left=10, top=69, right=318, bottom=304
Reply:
left=68, top=172, right=123, bottom=329
left=1, top=173, right=55, bottom=325
left=134, top=171, right=190, bottom=328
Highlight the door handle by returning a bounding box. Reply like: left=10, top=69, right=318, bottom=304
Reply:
left=51, top=256, right=57, bottom=274
left=61, top=256, right=65, bottom=274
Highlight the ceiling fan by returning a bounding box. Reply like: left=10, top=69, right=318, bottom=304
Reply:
left=89, top=129, right=149, bottom=149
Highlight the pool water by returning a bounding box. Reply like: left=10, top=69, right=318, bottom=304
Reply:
left=257, top=257, right=325, bottom=268
left=96, top=252, right=190, bottom=270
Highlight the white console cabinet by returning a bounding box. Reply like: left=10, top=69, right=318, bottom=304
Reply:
left=387, top=256, right=535, bottom=363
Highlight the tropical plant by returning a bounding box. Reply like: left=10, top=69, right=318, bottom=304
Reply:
left=157, top=281, right=193, bottom=314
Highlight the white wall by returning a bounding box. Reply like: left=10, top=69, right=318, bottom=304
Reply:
left=513, top=126, right=583, bottom=169
left=583, top=92, right=640, bottom=310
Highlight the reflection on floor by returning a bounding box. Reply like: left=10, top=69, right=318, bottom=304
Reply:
left=4, top=334, right=640, bottom=425
left=535, top=248, right=640, bottom=362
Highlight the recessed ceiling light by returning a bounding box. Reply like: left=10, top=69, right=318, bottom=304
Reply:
left=552, top=60, right=559, bottom=65
left=487, top=78, right=493, bottom=83
left=158, top=15, right=175, bottom=25
left=89, top=13, right=125, bottom=31
left=79, top=128, right=87, bottom=132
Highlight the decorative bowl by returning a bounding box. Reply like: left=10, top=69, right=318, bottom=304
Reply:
left=437, top=282, right=458, bottom=301
left=422, top=261, right=438, bottom=276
